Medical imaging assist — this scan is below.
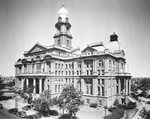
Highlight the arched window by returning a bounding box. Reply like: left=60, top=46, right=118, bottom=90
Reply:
left=98, top=60, right=104, bottom=67
left=58, top=39, right=60, bottom=46
left=36, top=56, right=41, bottom=61
left=58, top=17, right=62, bottom=22
left=67, top=40, right=69, bottom=46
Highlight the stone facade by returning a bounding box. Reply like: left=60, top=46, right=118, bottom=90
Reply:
left=15, top=5, right=131, bottom=107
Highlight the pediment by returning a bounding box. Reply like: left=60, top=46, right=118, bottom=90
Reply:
left=82, top=46, right=97, bottom=53
left=27, top=43, right=47, bottom=54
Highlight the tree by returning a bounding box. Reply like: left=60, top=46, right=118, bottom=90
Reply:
left=6, top=80, right=15, bottom=87
left=138, top=78, right=150, bottom=96
left=20, top=85, right=34, bottom=103
left=0, top=78, right=5, bottom=101
left=56, top=85, right=83, bottom=119
left=139, top=107, right=150, bottom=119
left=131, top=83, right=138, bottom=93
left=33, top=90, right=53, bottom=117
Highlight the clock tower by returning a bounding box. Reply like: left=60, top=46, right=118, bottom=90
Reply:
left=53, top=4, right=72, bottom=49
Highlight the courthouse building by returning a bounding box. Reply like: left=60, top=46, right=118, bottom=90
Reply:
left=15, top=5, right=132, bottom=107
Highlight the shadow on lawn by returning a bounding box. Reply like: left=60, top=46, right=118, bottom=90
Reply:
left=58, top=114, right=79, bottom=119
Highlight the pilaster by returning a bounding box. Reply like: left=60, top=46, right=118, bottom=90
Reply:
left=33, top=78, right=36, bottom=93
left=51, top=61, right=55, bottom=75
left=81, top=78, right=85, bottom=94
left=21, top=78, right=25, bottom=89
left=39, top=78, right=42, bottom=94
left=93, top=59, right=97, bottom=75
left=118, top=79, right=121, bottom=94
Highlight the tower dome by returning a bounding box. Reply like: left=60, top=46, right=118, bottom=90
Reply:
left=58, top=4, right=68, bottom=21
left=106, top=32, right=124, bottom=53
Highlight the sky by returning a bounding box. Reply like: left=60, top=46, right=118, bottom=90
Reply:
left=0, top=0, right=150, bottom=77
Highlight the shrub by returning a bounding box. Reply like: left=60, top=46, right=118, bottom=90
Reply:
left=132, top=94, right=138, bottom=100
left=108, top=106, right=117, bottom=112
left=89, top=103, right=98, bottom=108
left=113, top=98, right=119, bottom=106
left=126, top=102, right=136, bottom=110
left=117, top=104, right=126, bottom=109
left=49, top=110, right=59, bottom=116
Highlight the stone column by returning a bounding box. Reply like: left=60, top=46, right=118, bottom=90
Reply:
left=81, top=78, right=85, bottom=94
left=39, top=78, right=42, bottom=94
left=40, top=62, right=42, bottom=73
left=93, top=78, right=97, bottom=96
left=22, top=65, right=24, bottom=73
left=51, top=61, right=55, bottom=75
left=34, top=63, right=36, bottom=73
left=26, top=78, right=29, bottom=86
left=126, top=79, right=128, bottom=95
left=118, top=79, right=121, bottom=94
left=100, top=86, right=102, bottom=96
left=81, top=60, right=85, bottom=75
left=104, top=59, right=109, bottom=76
left=26, top=64, right=29, bottom=73
left=73, top=62, right=77, bottom=75
left=44, top=62, right=47, bottom=73
left=129, top=79, right=131, bottom=94
left=124, top=79, right=126, bottom=94
left=104, top=79, right=107, bottom=97
left=33, top=78, right=36, bottom=93
left=21, top=78, right=25, bottom=89
left=93, top=59, right=97, bottom=75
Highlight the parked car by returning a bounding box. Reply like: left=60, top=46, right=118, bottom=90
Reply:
left=16, top=111, right=27, bottom=118
left=0, top=103, right=3, bottom=109
left=22, top=105, right=32, bottom=110
left=8, top=108, right=18, bottom=115
left=26, top=114, right=39, bottom=119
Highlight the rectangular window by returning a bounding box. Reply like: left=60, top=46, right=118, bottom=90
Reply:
left=86, top=99, right=90, bottom=104
left=102, top=79, right=104, bottom=85
left=102, top=87, right=104, bottom=96
left=55, top=85, right=57, bottom=92
left=98, top=79, right=100, bottom=84
left=102, top=70, right=104, bottom=75
left=99, top=100, right=102, bottom=105
left=86, top=86, right=89, bottom=94
left=98, top=86, right=100, bottom=96
left=87, top=70, right=89, bottom=75
left=90, top=85, right=93, bottom=95
left=98, top=70, right=100, bottom=75
left=90, top=70, right=92, bottom=75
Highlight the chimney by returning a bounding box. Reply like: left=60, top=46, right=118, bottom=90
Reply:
left=110, top=32, right=118, bottom=42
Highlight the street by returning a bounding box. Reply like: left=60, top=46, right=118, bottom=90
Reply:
left=0, top=108, right=22, bottom=119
